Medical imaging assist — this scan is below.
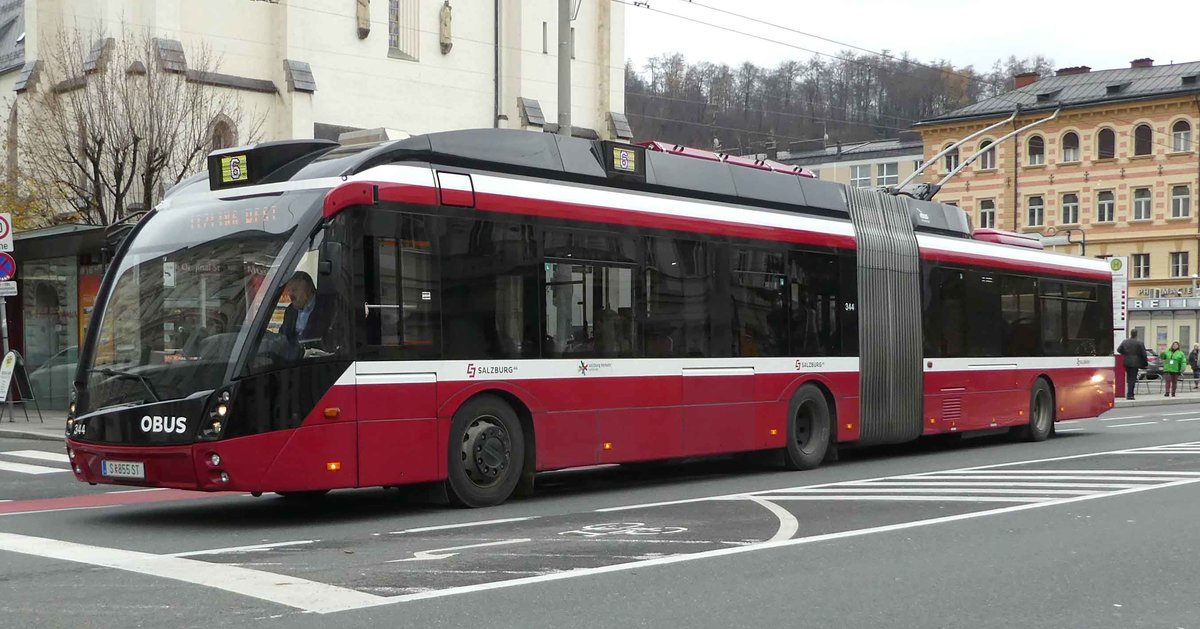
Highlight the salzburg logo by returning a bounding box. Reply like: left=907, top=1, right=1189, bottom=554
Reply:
left=466, top=363, right=477, bottom=378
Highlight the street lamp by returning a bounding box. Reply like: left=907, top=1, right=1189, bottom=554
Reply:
left=1044, top=226, right=1087, bottom=256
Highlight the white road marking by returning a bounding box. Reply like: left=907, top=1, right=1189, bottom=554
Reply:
left=1174, top=417, right=1200, bottom=422
left=378, top=476, right=1200, bottom=607
left=780, top=487, right=1095, bottom=495
left=171, top=540, right=316, bottom=558
left=389, top=517, right=539, bottom=535
left=754, top=495, right=1050, bottom=503
left=943, top=469, right=1200, bottom=476
left=882, top=474, right=1179, bottom=482
left=0, top=532, right=383, bottom=614
left=3, top=450, right=69, bottom=463
left=0, top=461, right=67, bottom=475
left=1107, top=422, right=1158, bottom=428
left=1163, top=411, right=1200, bottom=416
left=745, top=496, right=799, bottom=543
left=1057, top=428, right=1085, bottom=432
left=842, top=481, right=1143, bottom=489
left=389, top=538, right=532, bottom=562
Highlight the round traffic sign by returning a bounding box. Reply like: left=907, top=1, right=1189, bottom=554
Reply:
left=0, top=252, right=15, bottom=281
left=0, top=215, right=10, bottom=241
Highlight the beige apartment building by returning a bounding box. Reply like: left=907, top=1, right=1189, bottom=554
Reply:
left=916, top=59, right=1200, bottom=351
left=780, top=132, right=924, bottom=188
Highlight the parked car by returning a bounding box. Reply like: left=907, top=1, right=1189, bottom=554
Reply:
left=1139, top=349, right=1163, bottom=380
left=28, top=345, right=78, bottom=409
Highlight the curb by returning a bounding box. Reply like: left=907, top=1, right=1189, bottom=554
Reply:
left=1113, top=396, right=1200, bottom=409
left=0, top=428, right=64, bottom=442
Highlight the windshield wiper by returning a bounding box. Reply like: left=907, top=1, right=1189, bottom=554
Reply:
left=88, top=368, right=162, bottom=403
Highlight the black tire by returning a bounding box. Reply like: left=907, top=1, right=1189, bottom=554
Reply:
left=1013, top=378, right=1055, bottom=442
left=446, top=395, right=526, bottom=508
left=782, top=384, right=833, bottom=470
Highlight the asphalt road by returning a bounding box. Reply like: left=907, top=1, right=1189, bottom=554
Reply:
left=3, top=403, right=1200, bottom=628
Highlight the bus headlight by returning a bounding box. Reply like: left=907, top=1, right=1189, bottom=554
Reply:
left=198, top=390, right=233, bottom=441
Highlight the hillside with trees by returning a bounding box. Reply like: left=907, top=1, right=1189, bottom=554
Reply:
left=624, top=52, right=1053, bottom=154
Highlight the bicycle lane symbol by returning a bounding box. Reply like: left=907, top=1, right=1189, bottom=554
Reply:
left=558, top=522, right=689, bottom=538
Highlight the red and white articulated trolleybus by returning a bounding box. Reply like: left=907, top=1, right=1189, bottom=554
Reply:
left=65, top=129, right=1114, bottom=507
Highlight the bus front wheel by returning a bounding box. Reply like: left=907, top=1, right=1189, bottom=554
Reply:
left=446, top=395, right=526, bottom=508
left=783, top=384, right=833, bottom=470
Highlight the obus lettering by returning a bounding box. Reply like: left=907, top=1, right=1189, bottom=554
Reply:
left=140, top=415, right=188, bottom=434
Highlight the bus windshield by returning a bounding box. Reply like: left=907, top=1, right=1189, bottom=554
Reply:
left=81, top=190, right=324, bottom=412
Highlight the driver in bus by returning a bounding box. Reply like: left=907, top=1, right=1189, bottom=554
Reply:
left=280, top=271, right=334, bottom=357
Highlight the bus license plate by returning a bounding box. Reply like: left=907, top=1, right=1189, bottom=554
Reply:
left=101, top=460, right=145, bottom=479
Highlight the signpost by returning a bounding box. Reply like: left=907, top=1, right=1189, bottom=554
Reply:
left=0, top=214, right=16, bottom=421
left=1110, top=256, right=1128, bottom=398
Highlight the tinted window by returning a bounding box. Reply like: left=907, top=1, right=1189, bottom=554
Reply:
left=441, top=218, right=540, bottom=359
left=359, top=211, right=439, bottom=359
left=1000, top=275, right=1038, bottom=356
left=791, top=251, right=843, bottom=356
left=545, top=261, right=636, bottom=358
left=1040, top=292, right=1066, bottom=356
left=730, top=247, right=787, bottom=357
left=923, top=267, right=966, bottom=357
left=966, top=272, right=1002, bottom=356
left=645, top=237, right=711, bottom=358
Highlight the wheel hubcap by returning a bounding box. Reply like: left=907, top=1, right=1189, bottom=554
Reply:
left=460, top=415, right=512, bottom=487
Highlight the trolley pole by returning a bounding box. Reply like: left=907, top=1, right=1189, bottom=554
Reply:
left=556, top=0, right=571, bottom=136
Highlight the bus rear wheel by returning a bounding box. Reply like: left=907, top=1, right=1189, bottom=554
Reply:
left=1013, top=379, right=1055, bottom=442
left=446, top=395, right=526, bottom=508
left=783, top=384, right=833, bottom=470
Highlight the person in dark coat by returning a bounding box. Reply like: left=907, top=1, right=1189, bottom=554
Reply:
left=1116, top=330, right=1148, bottom=400
left=279, top=271, right=333, bottom=350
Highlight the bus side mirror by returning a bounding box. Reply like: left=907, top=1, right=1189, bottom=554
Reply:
left=317, top=240, right=347, bottom=295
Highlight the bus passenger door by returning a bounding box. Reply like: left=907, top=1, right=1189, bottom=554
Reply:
left=353, top=209, right=443, bottom=487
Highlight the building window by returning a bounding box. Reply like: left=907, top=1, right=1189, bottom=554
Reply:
left=1027, top=196, right=1044, bottom=227
left=542, top=22, right=548, bottom=54
left=1097, top=128, right=1116, bottom=159
left=1027, top=135, right=1044, bottom=165
left=1061, top=132, right=1080, bottom=162
left=208, top=117, right=236, bottom=152
left=978, top=199, right=995, bottom=229
left=389, top=0, right=420, bottom=61
left=1172, top=185, right=1191, bottom=218
left=1061, top=193, right=1079, bottom=224
left=977, top=140, right=995, bottom=170
left=1096, top=190, right=1115, bottom=222
left=876, top=162, right=898, bottom=186
left=1134, top=124, right=1153, bottom=156
left=943, top=145, right=959, bottom=172
left=850, top=164, right=871, bottom=188
left=1133, top=187, right=1152, bottom=220
left=1172, top=252, right=1190, bottom=278
left=1132, top=253, right=1150, bottom=279
left=1173, top=120, right=1193, bottom=152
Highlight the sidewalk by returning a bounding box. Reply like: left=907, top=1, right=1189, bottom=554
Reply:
left=1115, top=378, right=1200, bottom=409
left=0, top=410, right=67, bottom=442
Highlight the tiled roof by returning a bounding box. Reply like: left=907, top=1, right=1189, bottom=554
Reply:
left=919, top=61, right=1200, bottom=125
left=780, top=138, right=924, bottom=165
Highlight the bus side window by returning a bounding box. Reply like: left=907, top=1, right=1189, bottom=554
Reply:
left=644, top=237, right=710, bottom=358
left=790, top=250, right=841, bottom=357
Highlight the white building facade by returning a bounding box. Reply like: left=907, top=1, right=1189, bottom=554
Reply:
left=1, top=0, right=627, bottom=143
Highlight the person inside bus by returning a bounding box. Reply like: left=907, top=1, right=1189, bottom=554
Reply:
left=280, top=271, right=334, bottom=356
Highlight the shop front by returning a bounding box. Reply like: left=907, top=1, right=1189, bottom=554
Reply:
left=8, top=225, right=106, bottom=411
left=1127, top=296, right=1200, bottom=354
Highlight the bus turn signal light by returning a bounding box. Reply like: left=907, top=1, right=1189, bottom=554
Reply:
left=769, top=429, right=778, bottom=436
left=327, top=461, right=342, bottom=471
left=603, top=442, right=613, bottom=450
left=324, top=408, right=341, bottom=418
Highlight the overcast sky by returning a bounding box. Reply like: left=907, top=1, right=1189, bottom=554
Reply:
left=623, top=0, right=1198, bottom=75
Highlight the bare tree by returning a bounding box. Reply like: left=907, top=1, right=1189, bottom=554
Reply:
left=10, top=28, right=263, bottom=226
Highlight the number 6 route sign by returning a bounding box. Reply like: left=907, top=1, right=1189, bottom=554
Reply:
left=0, top=213, right=12, bottom=252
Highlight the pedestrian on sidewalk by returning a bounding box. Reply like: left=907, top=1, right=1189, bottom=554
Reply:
left=1118, top=330, right=1148, bottom=400
left=1162, top=341, right=1186, bottom=397
left=1189, top=344, right=1200, bottom=391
